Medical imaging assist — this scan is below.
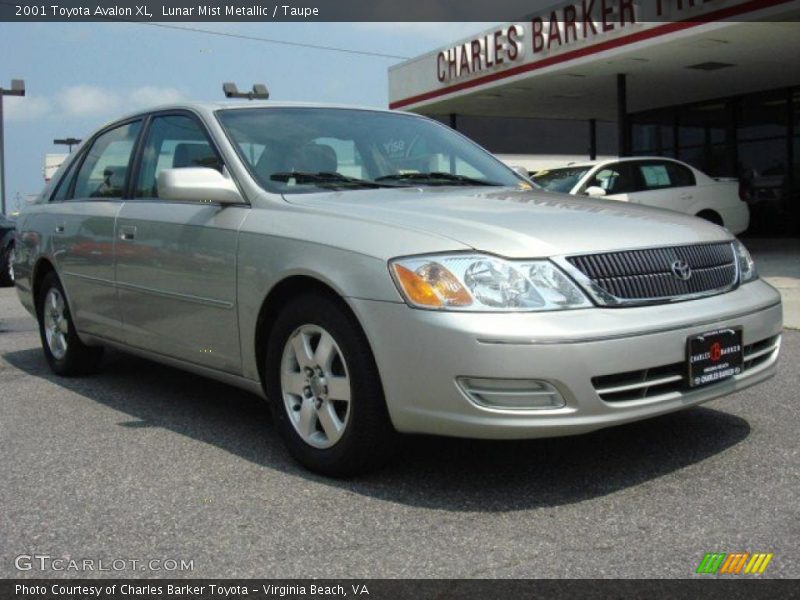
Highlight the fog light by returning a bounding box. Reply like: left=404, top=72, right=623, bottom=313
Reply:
left=457, top=377, right=565, bottom=410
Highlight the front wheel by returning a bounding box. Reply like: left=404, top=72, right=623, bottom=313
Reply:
left=265, top=293, right=399, bottom=476
left=37, top=272, right=103, bottom=376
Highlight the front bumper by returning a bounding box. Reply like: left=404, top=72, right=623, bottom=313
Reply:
left=349, top=279, right=782, bottom=439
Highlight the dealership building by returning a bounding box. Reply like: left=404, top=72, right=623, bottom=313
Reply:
left=388, top=0, right=800, bottom=235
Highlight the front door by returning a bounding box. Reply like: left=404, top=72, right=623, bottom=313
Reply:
left=115, top=113, right=246, bottom=373
left=582, top=162, right=640, bottom=202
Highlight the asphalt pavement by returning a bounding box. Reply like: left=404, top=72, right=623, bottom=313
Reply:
left=0, top=286, right=797, bottom=579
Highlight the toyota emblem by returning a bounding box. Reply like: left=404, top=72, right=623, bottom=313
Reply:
left=671, top=259, right=692, bottom=281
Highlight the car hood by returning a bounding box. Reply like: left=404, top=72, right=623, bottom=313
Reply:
left=284, top=186, right=732, bottom=258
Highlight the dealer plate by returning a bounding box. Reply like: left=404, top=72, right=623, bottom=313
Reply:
left=687, top=327, right=743, bottom=388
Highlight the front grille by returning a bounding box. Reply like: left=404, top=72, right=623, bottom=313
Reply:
left=592, top=334, right=780, bottom=403
left=566, top=243, right=736, bottom=305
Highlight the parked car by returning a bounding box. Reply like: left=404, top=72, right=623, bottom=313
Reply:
left=0, top=214, right=15, bottom=287
left=14, top=103, right=781, bottom=476
left=530, top=157, right=750, bottom=234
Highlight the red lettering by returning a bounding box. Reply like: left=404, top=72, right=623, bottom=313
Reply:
left=582, top=0, right=598, bottom=37
left=532, top=17, right=544, bottom=52
left=437, top=52, right=447, bottom=82
left=459, top=44, right=471, bottom=75
left=563, top=5, right=578, bottom=43
left=507, top=25, right=522, bottom=60
left=471, top=39, right=482, bottom=71
left=601, top=0, right=615, bottom=31
left=493, top=30, right=504, bottom=65
left=619, top=0, right=636, bottom=24
left=447, top=48, right=457, bottom=81
left=547, top=13, right=562, bottom=50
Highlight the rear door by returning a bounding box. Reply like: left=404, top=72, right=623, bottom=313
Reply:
left=627, top=160, right=698, bottom=215
left=115, top=112, right=247, bottom=373
left=48, top=119, right=142, bottom=340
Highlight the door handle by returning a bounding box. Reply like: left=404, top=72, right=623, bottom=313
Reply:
left=119, top=226, right=137, bottom=241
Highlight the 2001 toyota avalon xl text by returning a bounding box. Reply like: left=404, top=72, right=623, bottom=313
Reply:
left=13, top=103, right=782, bottom=475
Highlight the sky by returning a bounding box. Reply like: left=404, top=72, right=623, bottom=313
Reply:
left=0, top=21, right=493, bottom=210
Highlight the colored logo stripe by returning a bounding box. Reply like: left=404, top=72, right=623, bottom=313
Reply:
left=697, top=553, right=773, bottom=574
left=697, top=553, right=726, bottom=574
left=745, top=553, right=774, bottom=574
left=719, top=553, right=749, bottom=574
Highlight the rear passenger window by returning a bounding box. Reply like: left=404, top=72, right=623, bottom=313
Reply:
left=639, top=164, right=671, bottom=189
left=50, top=155, right=81, bottom=202
left=71, top=121, right=141, bottom=199
left=666, top=162, right=696, bottom=187
left=135, top=115, right=222, bottom=198
left=636, top=161, right=697, bottom=190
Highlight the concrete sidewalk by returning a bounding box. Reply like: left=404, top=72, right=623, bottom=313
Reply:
left=747, top=238, right=800, bottom=329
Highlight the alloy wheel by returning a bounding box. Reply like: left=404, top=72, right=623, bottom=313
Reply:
left=43, top=288, right=69, bottom=360
left=280, top=324, right=352, bottom=449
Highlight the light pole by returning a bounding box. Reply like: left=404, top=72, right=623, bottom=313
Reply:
left=54, top=137, right=82, bottom=152
left=0, top=79, right=26, bottom=216
left=222, top=82, right=269, bottom=100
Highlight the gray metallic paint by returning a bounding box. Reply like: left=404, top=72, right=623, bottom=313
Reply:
left=13, top=102, right=783, bottom=439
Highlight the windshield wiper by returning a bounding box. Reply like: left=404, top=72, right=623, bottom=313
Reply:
left=269, top=171, right=397, bottom=189
left=374, top=172, right=502, bottom=186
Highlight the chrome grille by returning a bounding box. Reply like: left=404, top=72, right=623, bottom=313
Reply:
left=566, top=243, right=736, bottom=305
left=592, top=334, right=780, bottom=403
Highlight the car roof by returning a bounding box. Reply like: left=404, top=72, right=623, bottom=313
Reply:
left=105, top=100, right=408, bottom=127
left=537, top=157, right=691, bottom=170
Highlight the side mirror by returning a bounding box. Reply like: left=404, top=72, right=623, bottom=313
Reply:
left=584, top=186, right=607, bottom=197
left=157, top=168, right=245, bottom=205
left=510, top=165, right=532, bottom=180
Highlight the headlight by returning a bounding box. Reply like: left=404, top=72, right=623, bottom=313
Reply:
left=733, top=239, right=757, bottom=283
left=389, top=254, right=592, bottom=311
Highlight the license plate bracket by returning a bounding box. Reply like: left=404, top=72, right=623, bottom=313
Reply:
left=687, top=327, right=743, bottom=388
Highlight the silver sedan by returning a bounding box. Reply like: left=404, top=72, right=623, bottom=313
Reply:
left=13, top=102, right=782, bottom=475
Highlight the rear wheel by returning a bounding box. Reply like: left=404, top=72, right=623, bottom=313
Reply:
left=265, top=292, right=399, bottom=476
left=0, top=244, right=13, bottom=287
left=37, top=272, right=103, bottom=376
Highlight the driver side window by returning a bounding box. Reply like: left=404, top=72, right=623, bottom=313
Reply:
left=135, top=115, right=222, bottom=199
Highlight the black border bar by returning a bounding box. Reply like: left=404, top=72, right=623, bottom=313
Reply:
left=2, top=0, right=800, bottom=22
left=3, top=579, right=800, bottom=600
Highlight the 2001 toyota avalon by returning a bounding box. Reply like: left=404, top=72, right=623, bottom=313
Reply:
left=13, top=102, right=782, bottom=476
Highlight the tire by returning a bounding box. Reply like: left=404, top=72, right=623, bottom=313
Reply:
left=0, top=244, right=13, bottom=287
left=265, top=292, right=399, bottom=477
left=696, top=210, right=723, bottom=227
left=36, top=272, right=103, bottom=376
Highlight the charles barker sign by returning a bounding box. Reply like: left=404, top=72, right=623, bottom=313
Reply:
left=434, top=0, right=721, bottom=84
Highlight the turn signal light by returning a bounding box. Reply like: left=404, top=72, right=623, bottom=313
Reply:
left=391, top=263, right=472, bottom=308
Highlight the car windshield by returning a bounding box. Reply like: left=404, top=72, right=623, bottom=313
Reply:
left=216, top=107, right=522, bottom=194
left=531, top=167, right=592, bottom=193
